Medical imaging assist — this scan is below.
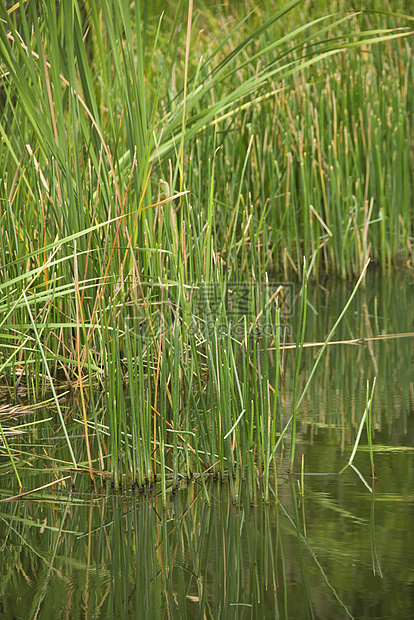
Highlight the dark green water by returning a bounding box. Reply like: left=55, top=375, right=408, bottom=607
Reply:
left=0, top=270, right=413, bottom=619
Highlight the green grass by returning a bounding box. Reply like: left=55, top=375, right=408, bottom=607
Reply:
left=0, top=0, right=413, bottom=491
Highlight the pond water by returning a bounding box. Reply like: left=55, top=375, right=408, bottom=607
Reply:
left=0, top=270, right=413, bottom=619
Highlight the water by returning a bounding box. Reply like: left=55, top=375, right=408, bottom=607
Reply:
left=0, top=270, right=413, bottom=619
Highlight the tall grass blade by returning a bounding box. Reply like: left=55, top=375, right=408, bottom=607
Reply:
left=289, top=258, right=308, bottom=472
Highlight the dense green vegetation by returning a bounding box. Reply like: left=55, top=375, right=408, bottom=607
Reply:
left=0, top=1, right=412, bottom=490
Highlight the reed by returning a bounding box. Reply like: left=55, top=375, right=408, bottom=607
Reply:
left=338, top=377, right=377, bottom=491
left=0, top=1, right=412, bottom=490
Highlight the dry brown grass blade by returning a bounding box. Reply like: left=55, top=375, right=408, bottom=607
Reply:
left=0, top=476, right=71, bottom=502
left=267, top=332, right=414, bottom=350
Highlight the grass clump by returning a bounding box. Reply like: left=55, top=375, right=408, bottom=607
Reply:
left=0, top=1, right=412, bottom=490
